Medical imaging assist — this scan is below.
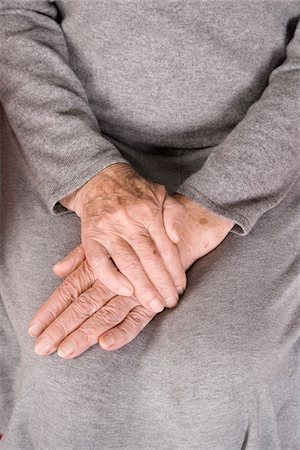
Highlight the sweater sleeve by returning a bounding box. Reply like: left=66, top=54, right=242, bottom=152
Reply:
left=175, top=19, right=300, bottom=236
left=0, top=0, right=132, bottom=215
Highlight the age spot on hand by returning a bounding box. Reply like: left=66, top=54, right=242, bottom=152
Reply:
left=199, top=218, right=209, bottom=225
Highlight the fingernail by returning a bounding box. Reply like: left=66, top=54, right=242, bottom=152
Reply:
left=100, top=334, right=115, bottom=348
left=35, top=336, right=53, bottom=355
left=28, top=322, right=42, bottom=337
left=177, top=286, right=184, bottom=295
left=165, top=296, right=178, bottom=308
left=149, top=299, right=164, bottom=313
left=57, top=340, right=76, bottom=358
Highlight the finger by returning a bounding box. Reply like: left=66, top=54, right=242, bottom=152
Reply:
left=107, top=238, right=166, bottom=313
left=28, top=260, right=95, bottom=337
left=162, top=195, right=184, bottom=244
left=99, top=305, right=155, bottom=351
left=84, top=238, right=134, bottom=297
left=34, top=281, right=113, bottom=356
left=56, top=295, right=138, bottom=359
left=147, top=216, right=187, bottom=296
left=52, top=244, right=85, bottom=278
left=125, top=229, right=180, bottom=308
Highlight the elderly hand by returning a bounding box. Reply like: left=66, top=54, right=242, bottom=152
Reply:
left=60, top=163, right=186, bottom=313
left=28, top=193, right=234, bottom=357
left=29, top=194, right=234, bottom=358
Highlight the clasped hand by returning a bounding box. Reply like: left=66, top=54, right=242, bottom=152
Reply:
left=28, top=164, right=234, bottom=357
left=60, top=162, right=187, bottom=312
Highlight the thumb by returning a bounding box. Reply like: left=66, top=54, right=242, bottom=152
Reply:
left=162, top=196, right=183, bottom=244
left=84, top=238, right=134, bottom=297
left=53, top=244, right=85, bottom=278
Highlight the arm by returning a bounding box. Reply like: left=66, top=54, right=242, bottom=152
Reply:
left=28, top=193, right=234, bottom=356
left=0, top=0, right=132, bottom=214
left=175, top=19, right=300, bottom=236
left=0, top=1, right=186, bottom=305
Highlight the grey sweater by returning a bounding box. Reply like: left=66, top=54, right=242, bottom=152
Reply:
left=0, top=1, right=299, bottom=235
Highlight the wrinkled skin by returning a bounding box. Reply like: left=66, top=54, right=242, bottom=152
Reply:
left=29, top=193, right=234, bottom=358
left=60, top=163, right=188, bottom=313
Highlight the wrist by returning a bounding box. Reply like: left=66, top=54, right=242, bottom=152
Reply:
left=173, top=192, right=235, bottom=233
left=59, top=162, right=136, bottom=217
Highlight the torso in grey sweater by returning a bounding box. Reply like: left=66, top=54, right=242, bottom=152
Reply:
left=0, top=0, right=299, bottom=234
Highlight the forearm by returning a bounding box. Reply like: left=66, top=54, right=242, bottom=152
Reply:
left=0, top=1, right=132, bottom=215
left=175, top=21, right=300, bottom=236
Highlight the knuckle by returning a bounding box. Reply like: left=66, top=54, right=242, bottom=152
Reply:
left=44, top=307, right=57, bottom=323
left=85, top=314, right=104, bottom=330
left=113, top=206, right=127, bottom=219
left=72, top=296, right=96, bottom=319
left=108, top=298, right=131, bottom=317
left=129, top=232, right=149, bottom=247
left=155, top=183, right=167, bottom=197
left=98, top=305, right=121, bottom=326
left=130, top=307, right=150, bottom=323
left=125, top=318, right=139, bottom=332
left=112, top=240, right=132, bottom=260
left=58, top=280, right=78, bottom=302
left=51, top=321, right=67, bottom=337
left=118, top=310, right=146, bottom=338
left=126, top=205, right=150, bottom=223
left=118, top=324, right=132, bottom=339
left=115, top=238, right=130, bottom=251
left=32, top=309, right=56, bottom=331
left=77, top=326, right=96, bottom=345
